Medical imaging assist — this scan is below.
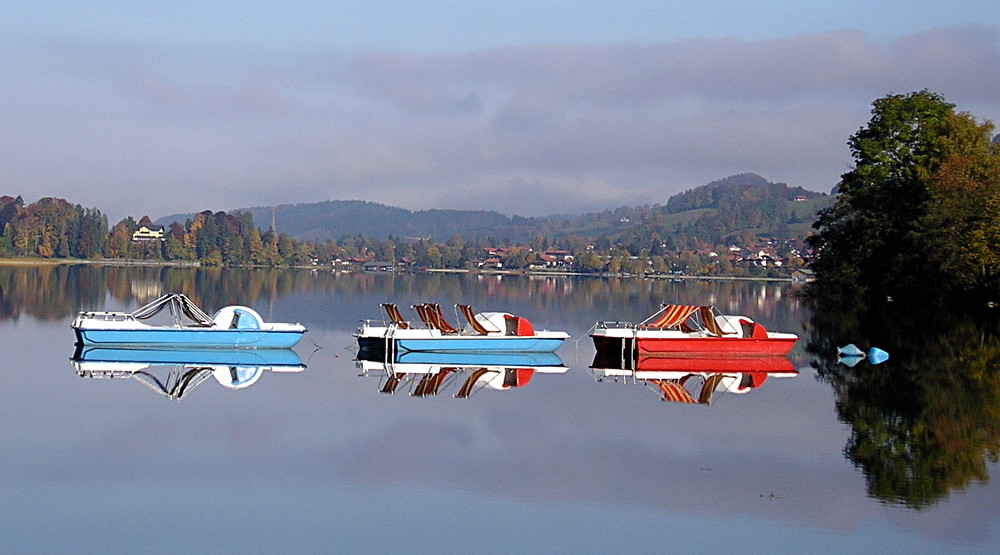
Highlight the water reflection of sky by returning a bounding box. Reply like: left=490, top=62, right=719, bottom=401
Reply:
left=1, top=268, right=999, bottom=552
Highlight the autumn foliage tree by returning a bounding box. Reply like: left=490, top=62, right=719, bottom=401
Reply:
left=0, top=196, right=109, bottom=259
left=809, top=91, right=1000, bottom=303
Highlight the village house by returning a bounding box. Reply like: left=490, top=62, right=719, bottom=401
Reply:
left=543, top=249, right=574, bottom=263
left=479, top=257, right=503, bottom=269
left=330, top=257, right=353, bottom=271
left=533, top=249, right=574, bottom=269
left=131, top=225, right=165, bottom=242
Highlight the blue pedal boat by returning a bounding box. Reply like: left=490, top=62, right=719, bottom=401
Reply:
left=356, top=302, right=569, bottom=354
left=72, top=293, right=307, bottom=349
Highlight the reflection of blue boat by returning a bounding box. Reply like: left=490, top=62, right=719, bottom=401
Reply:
left=390, top=350, right=566, bottom=368
left=356, top=349, right=567, bottom=397
left=72, top=293, right=307, bottom=349
left=391, top=336, right=567, bottom=353
left=72, top=346, right=304, bottom=368
left=72, top=346, right=304, bottom=399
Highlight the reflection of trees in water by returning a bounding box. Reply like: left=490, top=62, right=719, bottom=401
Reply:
left=809, top=302, right=1000, bottom=508
left=0, top=265, right=103, bottom=320
left=0, top=265, right=321, bottom=320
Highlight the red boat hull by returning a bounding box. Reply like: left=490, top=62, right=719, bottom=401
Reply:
left=636, top=336, right=797, bottom=357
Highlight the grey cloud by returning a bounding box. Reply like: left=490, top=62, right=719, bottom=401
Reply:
left=346, top=27, right=999, bottom=112
left=1, top=27, right=998, bottom=220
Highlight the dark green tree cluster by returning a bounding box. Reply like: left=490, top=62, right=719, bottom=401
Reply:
left=0, top=196, right=108, bottom=259
left=0, top=199, right=316, bottom=267
left=146, top=210, right=309, bottom=266
left=809, top=90, right=1000, bottom=303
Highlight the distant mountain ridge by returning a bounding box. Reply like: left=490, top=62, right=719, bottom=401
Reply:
left=160, top=200, right=536, bottom=241
left=156, top=173, right=830, bottom=245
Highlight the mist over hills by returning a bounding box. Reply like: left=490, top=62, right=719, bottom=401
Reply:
left=157, top=173, right=830, bottom=246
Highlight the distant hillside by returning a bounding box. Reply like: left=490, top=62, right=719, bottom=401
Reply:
left=666, top=173, right=824, bottom=213
left=159, top=200, right=539, bottom=242
left=546, top=174, right=830, bottom=248
left=157, top=174, right=832, bottom=247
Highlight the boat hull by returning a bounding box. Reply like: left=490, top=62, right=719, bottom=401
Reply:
left=591, top=330, right=797, bottom=357
left=394, top=336, right=566, bottom=353
left=591, top=335, right=636, bottom=356
left=636, top=336, right=797, bottom=356
left=356, top=325, right=568, bottom=354
left=390, top=350, right=565, bottom=368
left=74, top=327, right=305, bottom=349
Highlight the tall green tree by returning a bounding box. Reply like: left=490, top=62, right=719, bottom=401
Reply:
left=920, top=116, right=1000, bottom=296
left=809, top=90, right=998, bottom=302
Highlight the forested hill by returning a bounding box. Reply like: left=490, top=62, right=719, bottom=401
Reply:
left=666, top=173, right=823, bottom=213
left=158, top=201, right=542, bottom=242
left=551, top=174, right=829, bottom=250
left=160, top=201, right=540, bottom=241
left=156, top=173, right=830, bottom=246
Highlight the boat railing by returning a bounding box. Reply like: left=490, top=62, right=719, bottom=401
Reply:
left=76, top=368, right=135, bottom=378
left=362, top=318, right=435, bottom=331
left=76, top=311, right=136, bottom=322
left=595, top=321, right=636, bottom=330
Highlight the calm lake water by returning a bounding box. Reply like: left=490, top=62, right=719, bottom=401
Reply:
left=2, top=264, right=999, bottom=553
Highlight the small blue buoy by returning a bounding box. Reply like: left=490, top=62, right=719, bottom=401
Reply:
left=867, top=347, right=889, bottom=365
left=838, top=343, right=865, bottom=357
left=838, top=354, right=864, bottom=367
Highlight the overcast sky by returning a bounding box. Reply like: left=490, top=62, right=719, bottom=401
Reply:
left=3, top=1, right=999, bottom=222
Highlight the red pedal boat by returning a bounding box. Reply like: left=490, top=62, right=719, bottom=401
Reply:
left=591, top=304, right=798, bottom=357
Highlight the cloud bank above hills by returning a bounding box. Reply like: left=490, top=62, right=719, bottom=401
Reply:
left=2, top=3, right=998, bottom=222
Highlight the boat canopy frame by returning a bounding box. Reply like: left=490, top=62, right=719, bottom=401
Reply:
left=638, top=304, right=738, bottom=336
left=131, top=293, right=216, bottom=327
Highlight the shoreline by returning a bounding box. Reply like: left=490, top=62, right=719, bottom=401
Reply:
left=426, top=268, right=793, bottom=282
left=0, top=258, right=201, bottom=267
left=0, top=257, right=795, bottom=282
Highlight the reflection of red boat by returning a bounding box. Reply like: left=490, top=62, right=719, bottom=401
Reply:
left=591, top=305, right=798, bottom=357
left=590, top=352, right=798, bottom=404
left=633, top=354, right=794, bottom=373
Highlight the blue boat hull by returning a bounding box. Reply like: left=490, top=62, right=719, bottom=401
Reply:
left=394, top=336, right=565, bottom=353
left=74, top=328, right=305, bottom=349
left=392, top=350, right=565, bottom=367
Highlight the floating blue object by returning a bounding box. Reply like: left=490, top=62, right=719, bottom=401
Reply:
left=838, top=354, right=865, bottom=367
left=867, top=347, right=889, bottom=365
left=837, top=354, right=865, bottom=368
left=837, top=343, right=865, bottom=357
